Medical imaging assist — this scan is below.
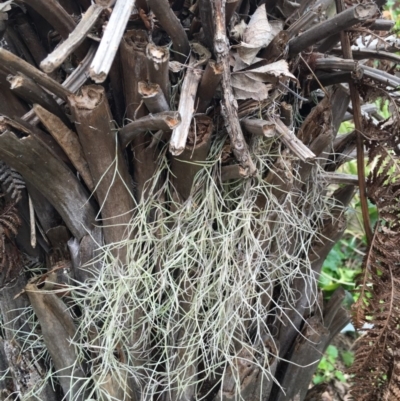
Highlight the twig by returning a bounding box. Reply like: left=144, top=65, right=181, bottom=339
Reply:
left=90, top=0, right=134, bottom=83
left=147, top=0, right=190, bottom=63
left=170, top=57, right=203, bottom=155
left=211, top=0, right=257, bottom=177
left=25, top=284, right=89, bottom=401
left=335, top=0, right=373, bottom=244
left=40, top=4, right=104, bottom=73
left=120, top=29, right=149, bottom=119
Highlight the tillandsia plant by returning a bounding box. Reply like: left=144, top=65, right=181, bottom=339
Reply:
left=0, top=1, right=399, bottom=401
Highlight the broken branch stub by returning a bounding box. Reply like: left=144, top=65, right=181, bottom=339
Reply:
left=0, top=48, right=72, bottom=100
left=120, top=111, right=182, bottom=148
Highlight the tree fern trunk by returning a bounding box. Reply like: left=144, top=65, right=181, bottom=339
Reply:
left=0, top=1, right=398, bottom=401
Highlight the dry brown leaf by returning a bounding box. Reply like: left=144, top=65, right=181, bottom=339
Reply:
left=234, top=5, right=275, bottom=65
left=231, top=73, right=272, bottom=100
left=242, top=60, right=298, bottom=84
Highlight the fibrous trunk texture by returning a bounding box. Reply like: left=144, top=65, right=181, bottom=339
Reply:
left=0, top=2, right=399, bottom=401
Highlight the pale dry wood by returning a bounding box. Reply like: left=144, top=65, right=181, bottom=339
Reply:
left=90, top=0, right=135, bottom=83
left=274, top=119, right=316, bottom=162
left=33, top=104, right=95, bottom=192
left=40, top=4, right=104, bottom=73
left=170, top=58, right=203, bottom=156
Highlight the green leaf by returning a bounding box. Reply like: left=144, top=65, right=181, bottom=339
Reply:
left=335, top=370, right=347, bottom=382
left=341, top=350, right=354, bottom=367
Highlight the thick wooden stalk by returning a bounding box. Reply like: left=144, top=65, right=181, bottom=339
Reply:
left=0, top=124, right=95, bottom=240
left=315, top=57, right=400, bottom=88
left=198, top=0, right=214, bottom=50
left=120, top=112, right=181, bottom=148
left=40, top=4, right=104, bottom=73
left=108, top=49, right=125, bottom=126
left=90, top=0, right=135, bottom=83
left=4, top=24, right=36, bottom=66
left=0, top=70, right=29, bottom=119
left=212, top=0, right=257, bottom=177
left=288, top=3, right=377, bottom=56
left=196, top=60, right=223, bottom=113
left=26, top=284, right=89, bottom=401
left=68, top=85, right=135, bottom=256
left=120, top=29, right=149, bottom=119
left=0, top=48, right=72, bottom=100
left=15, top=13, right=48, bottom=67
left=121, top=30, right=163, bottom=202
left=146, top=43, right=170, bottom=101
left=147, top=0, right=190, bottom=63
left=7, top=73, right=70, bottom=126
left=21, top=0, right=76, bottom=41
left=170, top=58, right=203, bottom=156
left=332, top=47, right=400, bottom=65
left=33, top=104, right=95, bottom=192
left=171, top=115, right=213, bottom=201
